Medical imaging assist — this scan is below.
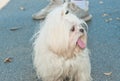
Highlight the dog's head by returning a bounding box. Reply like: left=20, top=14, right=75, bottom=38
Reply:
left=43, top=4, right=88, bottom=58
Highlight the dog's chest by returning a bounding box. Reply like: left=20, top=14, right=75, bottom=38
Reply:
left=61, top=58, right=80, bottom=79
left=63, top=59, right=78, bottom=71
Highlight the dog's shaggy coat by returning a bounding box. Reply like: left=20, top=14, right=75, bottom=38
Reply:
left=33, top=4, right=92, bottom=81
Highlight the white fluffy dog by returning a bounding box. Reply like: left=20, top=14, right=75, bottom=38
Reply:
left=33, top=4, right=92, bottom=81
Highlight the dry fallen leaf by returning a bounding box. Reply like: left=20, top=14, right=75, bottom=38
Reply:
left=108, top=18, right=112, bottom=21
left=104, top=18, right=112, bottom=23
left=116, top=17, right=120, bottom=21
left=4, top=57, right=12, bottom=63
left=102, top=13, right=109, bottom=17
left=10, top=27, right=21, bottom=31
left=105, top=19, right=109, bottom=23
left=99, top=1, right=103, bottom=4
left=104, top=72, right=112, bottom=76
left=19, top=6, right=25, bottom=11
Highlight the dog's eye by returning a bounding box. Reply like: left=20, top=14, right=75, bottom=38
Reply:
left=70, top=26, right=75, bottom=32
left=65, top=10, right=69, bottom=14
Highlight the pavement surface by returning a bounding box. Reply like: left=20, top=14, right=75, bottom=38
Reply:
left=0, top=0, right=120, bottom=81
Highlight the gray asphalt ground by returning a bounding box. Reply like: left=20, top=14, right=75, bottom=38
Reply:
left=0, top=0, right=120, bottom=81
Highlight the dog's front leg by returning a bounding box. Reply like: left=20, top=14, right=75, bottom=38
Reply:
left=74, top=71, right=92, bottom=81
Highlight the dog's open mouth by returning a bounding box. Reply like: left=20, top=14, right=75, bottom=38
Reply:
left=76, top=37, right=86, bottom=49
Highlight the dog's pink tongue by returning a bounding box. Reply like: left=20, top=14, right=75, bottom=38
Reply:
left=77, top=38, right=86, bottom=49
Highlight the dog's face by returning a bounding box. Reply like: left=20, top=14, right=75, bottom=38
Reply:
left=44, top=4, right=88, bottom=58
left=69, top=21, right=87, bottom=52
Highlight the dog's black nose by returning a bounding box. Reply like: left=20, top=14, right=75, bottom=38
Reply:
left=79, top=28, right=84, bottom=33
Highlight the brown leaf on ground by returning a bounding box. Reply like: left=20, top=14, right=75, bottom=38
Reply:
left=4, top=57, right=12, bottom=63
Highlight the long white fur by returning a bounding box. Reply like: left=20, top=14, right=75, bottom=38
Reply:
left=33, top=3, right=92, bottom=81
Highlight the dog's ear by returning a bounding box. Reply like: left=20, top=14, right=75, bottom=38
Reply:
left=81, top=23, right=88, bottom=32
